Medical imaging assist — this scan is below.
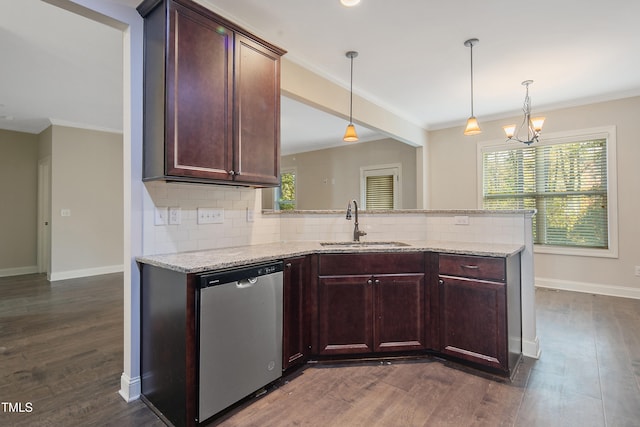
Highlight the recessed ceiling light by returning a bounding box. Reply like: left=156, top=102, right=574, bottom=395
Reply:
left=340, top=0, right=361, bottom=7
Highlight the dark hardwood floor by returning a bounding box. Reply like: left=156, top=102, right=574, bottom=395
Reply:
left=1, top=273, right=639, bottom=426
left=0, top=273, right=163, bottom=427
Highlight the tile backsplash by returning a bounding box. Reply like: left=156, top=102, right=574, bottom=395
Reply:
left=143, top=181, right=280, bottom=255
left=280, top=212, right=527, bottom=245
left=143, top=181, right=531, bottom=256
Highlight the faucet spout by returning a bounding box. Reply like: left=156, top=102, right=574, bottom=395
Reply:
left=349, top=199, right=367, bottom=242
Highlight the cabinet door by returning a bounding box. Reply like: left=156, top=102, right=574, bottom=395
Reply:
left=233, top=35, right=281, bottom=185
left=318, top=275, right=373, bottom=355
left=439, top=276, right=508, bottom=372
left=166, top=2, right=234, bottom=180
left=374, top=273, right=425, bottom=352
left=283, top=257, right=309, bottom=370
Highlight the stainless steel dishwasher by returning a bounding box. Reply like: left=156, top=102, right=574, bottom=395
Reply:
left=197, top=261, right=283, bottom=422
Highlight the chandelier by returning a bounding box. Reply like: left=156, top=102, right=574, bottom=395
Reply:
left=503, top=80, right=545, bottom=145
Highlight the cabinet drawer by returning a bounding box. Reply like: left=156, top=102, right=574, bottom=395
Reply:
left=319, top=253, right=423, bottom=276
left=439, top=254, right=505, bottom=281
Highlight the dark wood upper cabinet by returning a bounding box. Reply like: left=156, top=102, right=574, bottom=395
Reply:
left=138, top=0, right=285, bottom=186
left=233, top=35, right=282, bottom=185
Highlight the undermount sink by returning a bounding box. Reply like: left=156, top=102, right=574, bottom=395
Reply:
left=320, top=241, right=411, bottom=248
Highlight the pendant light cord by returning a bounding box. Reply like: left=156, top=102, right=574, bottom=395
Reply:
left=469, top=42, right=475, bottom=117
left=349, top=54, right=354, bottom=123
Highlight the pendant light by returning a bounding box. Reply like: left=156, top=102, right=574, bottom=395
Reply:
left=463, top=38, right=481, bottom=136
left=343, top=51, right=359, bottom=142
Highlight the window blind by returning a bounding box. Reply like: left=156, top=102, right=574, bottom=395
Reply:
left=366, top=175, right=394, bottom=210
left=483, top=139, right=608, bottom=248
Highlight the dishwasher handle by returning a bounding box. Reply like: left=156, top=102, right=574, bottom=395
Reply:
left=236, top=277, right=258, bottom=288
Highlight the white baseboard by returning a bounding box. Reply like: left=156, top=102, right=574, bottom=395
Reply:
left=536, top=277, right=640, bottom=300
left=119, top=373, right=141, bottom=402
left=522, top=336, right=541, bottom=359
left=0, top=265, right=39, bottom=278
left=50, top=264, right=124, bottom=282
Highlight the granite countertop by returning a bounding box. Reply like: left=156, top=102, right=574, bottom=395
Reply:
left=136, top=240, right=525, bottom=274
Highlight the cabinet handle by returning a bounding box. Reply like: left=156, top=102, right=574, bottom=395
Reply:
left=228, top=170, right=235, bottom=176
left=461, top=264, right=479, bottom=270
left=439, top=279, right=444, bottom=285
left=367, top=279, right=373, bottom=285
left=374, top=279, right=380, bottom=285
left=285, top=263, right=292, bottom=268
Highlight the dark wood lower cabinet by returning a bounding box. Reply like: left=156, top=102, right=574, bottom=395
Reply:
left=439, top=276, right=507, bottom=370
left=313, top=252, right=520, bottom=376
left=316, top=253, right=426, bottom=356
left=318, top=275, right=374, bottom=355
left=437, top=253, right=521, bottom=376
left=283, top=256, right=310, bottom=370
left=375, top=273, right=425, bottom=352
left=140, top=264, right=197, bottom=427
left=139, top=250, right=522, bottom=426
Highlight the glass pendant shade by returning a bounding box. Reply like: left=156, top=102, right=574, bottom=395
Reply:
left=531, top=117, right=545, bottom=132
left=464, top=116, right=481, bottom=136
left=503, top=124, right=516, bottom=138
left=340, top=0, right=361, bottom=6
left=343, top=123, right=359, bottom=142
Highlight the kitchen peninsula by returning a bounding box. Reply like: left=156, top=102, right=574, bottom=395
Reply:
left=137, top=208, right=537, bottom=427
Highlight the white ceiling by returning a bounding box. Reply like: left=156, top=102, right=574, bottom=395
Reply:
left=2, top=0, right=640, bottom=154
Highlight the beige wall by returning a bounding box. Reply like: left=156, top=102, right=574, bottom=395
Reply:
left=280, top=138, right=418, bottom=210
left=0, top=129, right=39, bottom=274
left=429, top=96, right=640, bottom=295
left=49, top=125, right=124, bottom=280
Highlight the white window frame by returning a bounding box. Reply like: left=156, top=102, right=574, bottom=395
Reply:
left=360, top=163, right=402, bottom=209
left=477, top=126, right=618, bottom=259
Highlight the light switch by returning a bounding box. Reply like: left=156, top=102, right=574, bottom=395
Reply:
left=154, top=207, right=168, bottom=225
left=60, top=209, right=71, bottom=217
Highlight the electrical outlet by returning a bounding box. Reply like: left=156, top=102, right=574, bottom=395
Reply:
left=197, top=208, right=224, bottom=224
left=454, top=215, right=470, bottom=225
left=168, top=207, right=181, bottom=225
left=635, top=266, right=640, bottom=277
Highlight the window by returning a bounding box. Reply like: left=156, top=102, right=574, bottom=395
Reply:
left=276, top=168, right=296, bottom=210
left=360, top=164, right=401, bottom=210
left=479, top=126, right=618, bottom=258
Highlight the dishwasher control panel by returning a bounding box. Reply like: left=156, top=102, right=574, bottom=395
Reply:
left=199, top=261, right=284, bottom=289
